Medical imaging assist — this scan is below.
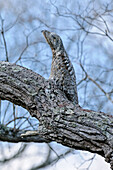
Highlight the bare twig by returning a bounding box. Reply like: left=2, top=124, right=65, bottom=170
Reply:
left=77, top=153, right=96, bottom=170
left=0, top=144, right=27, bottom=163
left=2, top=102, right=10, bottom=124
left=13, top=103, right=16, bottom=131
left=80, top=63, right=113, bottom=103
left=15, top=34, right=29, bottom=64
left=1, top=18, right=9, bottom=62
left=15, top=27, right=40, bottom=64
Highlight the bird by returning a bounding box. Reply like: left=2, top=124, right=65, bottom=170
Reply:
left=42, top=30, right=78, bottom=105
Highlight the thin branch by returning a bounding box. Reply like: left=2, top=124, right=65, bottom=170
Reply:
left=80, top=63, right=113, bottom=103
left=1, top=18, right=9, bottom=62
left=13, top=103, right=16, bottom=131
left=0, top=144, right=27, bottom=163
left=77, top=153, right=96, bottom=170
left=30, top=146, right=72, bottom=170
left=15, top=34, right=29, bottom=64
left=15, top=27, right=41, bottom=64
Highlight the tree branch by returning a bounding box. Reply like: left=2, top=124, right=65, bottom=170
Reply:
left=0, top=61, right=113, bottom=169
left=1, top=19, right=9, bottom=62
left=0, top=124, right=49, bottom=143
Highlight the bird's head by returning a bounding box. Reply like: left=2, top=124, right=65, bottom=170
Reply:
left=42, top=30, right=64, bottom=54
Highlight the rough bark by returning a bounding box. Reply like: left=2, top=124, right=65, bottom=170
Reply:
left=0, top=62, right=113, bottom=169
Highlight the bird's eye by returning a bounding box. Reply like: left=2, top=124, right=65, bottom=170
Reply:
left=52, top=35, right=56, bottom=39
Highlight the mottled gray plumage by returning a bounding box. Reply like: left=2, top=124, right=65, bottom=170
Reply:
left=42, top=30, right=78, bottom=105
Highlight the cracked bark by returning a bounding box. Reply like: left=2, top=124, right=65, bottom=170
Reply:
left=0, top=62, right=113, bottom=169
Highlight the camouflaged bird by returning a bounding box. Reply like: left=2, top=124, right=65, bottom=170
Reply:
left=42, top=30, right=78, bottom=105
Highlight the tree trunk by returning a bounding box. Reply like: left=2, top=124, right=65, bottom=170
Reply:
left=0, top=62, right=113, bottom=169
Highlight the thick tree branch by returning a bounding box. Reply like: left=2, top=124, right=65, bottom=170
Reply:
left=0, top=61, right=113, bottom=169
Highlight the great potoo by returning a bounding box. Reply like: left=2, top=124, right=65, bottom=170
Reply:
left=42, top=30, right=78, bottom=105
